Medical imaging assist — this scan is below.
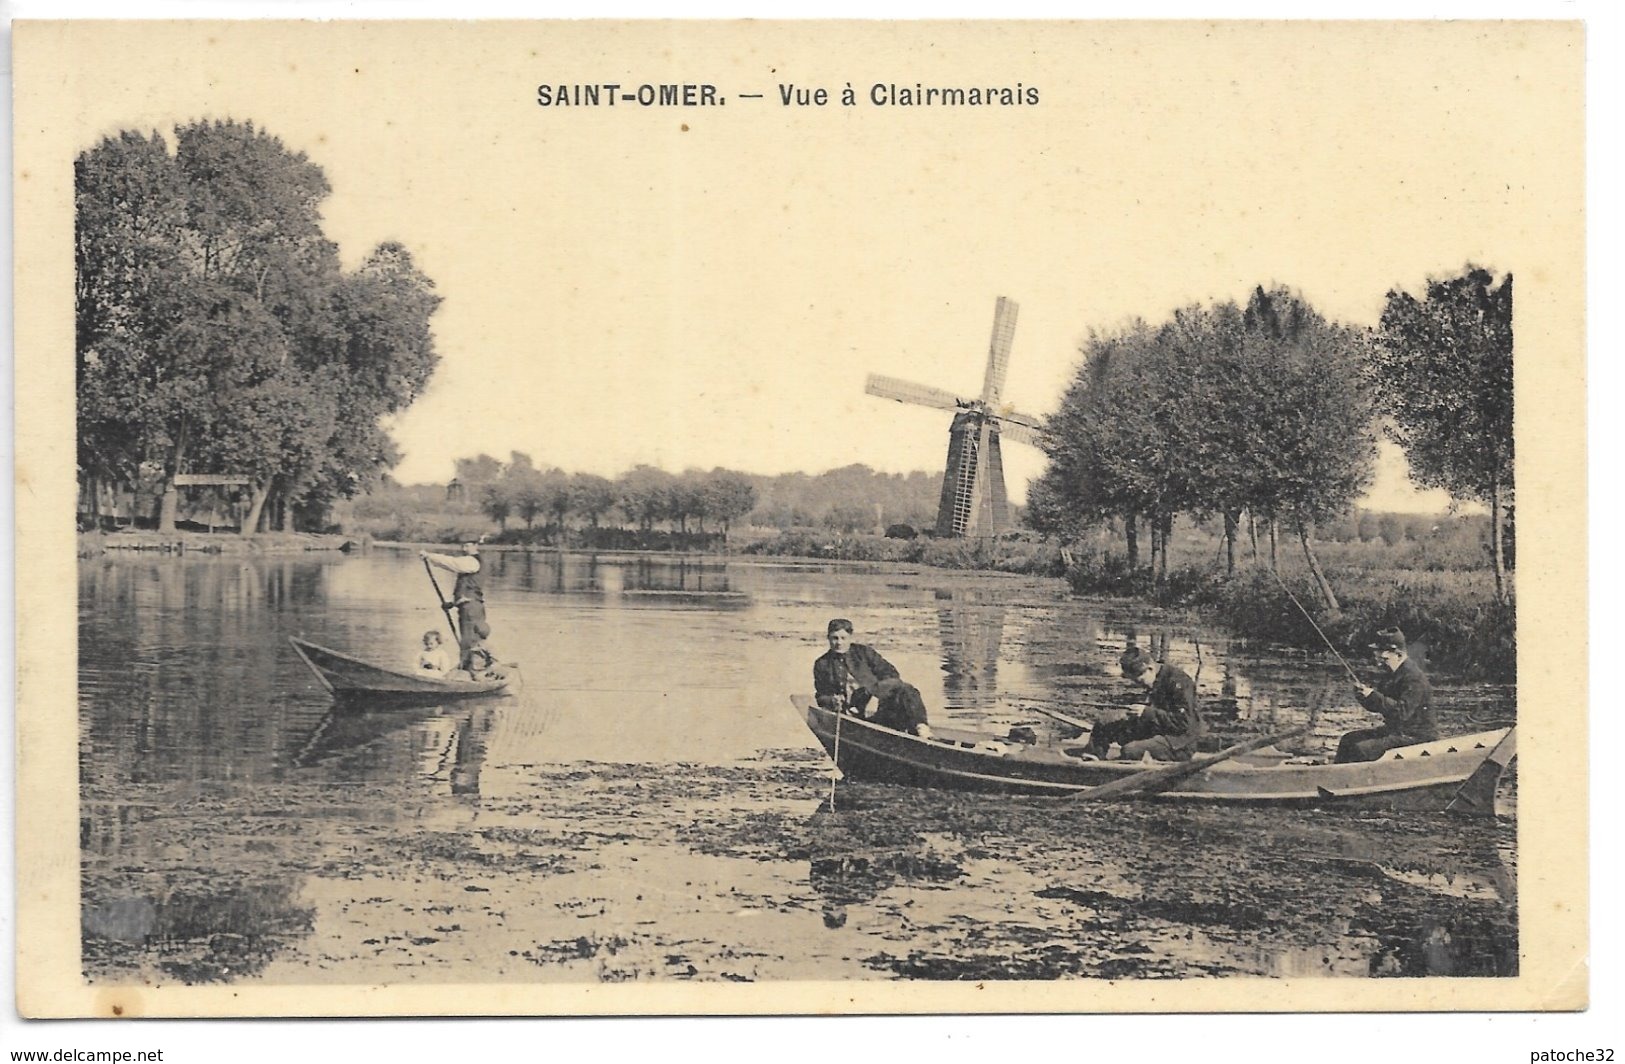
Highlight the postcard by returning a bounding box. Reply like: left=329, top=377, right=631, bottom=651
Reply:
left=13, top=19, right=1586, bottom=1017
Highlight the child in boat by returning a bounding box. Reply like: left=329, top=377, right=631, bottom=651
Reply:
left=415, top=630, right=455, bottom=674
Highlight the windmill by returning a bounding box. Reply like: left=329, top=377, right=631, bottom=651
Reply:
left=866, top=296, right=1045, bottom=538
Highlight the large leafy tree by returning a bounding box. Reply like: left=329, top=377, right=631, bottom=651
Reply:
left=1373, top=266, right=1514, bottom=602
left=1039, top=319, right=1190, bottom=575
left=1233, top=287, right=1374, bottom=610
left=75, top=119, right=438, bottom=533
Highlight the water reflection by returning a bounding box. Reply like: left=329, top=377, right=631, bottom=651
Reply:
left=934, top=589, right=1006, bottom=707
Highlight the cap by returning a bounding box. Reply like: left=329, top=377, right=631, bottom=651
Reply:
left=1368, top=627, right=1407, bottom=652
left=1119, top=646, right=1155, bottom=677
left=827, top=618, right=854, bottom=635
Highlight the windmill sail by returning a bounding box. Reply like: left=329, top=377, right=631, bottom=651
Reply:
left=993, top=417, right=1044, bottom=449
left=980, top=297, right=1019, bottom=405
left=865, top=374, right=966, bottom=412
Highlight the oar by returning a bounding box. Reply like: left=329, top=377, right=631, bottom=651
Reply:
left=1029, top=705, right=1094, bottom=732
left=1071, top=726, right=1310, bottom=802
left=423, top=557, right=461, bottom=645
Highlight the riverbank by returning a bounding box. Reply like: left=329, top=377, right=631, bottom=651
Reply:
left=1067, top=556, right=1515, bottom=683
left=78, top=530, right=364, bottom=557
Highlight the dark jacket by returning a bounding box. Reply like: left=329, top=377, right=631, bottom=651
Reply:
left=1143, top=663, right=1202, bottom=738
left=814, top=644, right=900, bottom=710
left=1357, top=656, right=1437, bottom=741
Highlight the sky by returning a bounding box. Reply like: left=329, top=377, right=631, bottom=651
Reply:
left=33, top=20, right=1571, bottom=512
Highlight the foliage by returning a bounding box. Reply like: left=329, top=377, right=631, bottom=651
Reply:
left=1035, top=286, right=1374, bottom=607
left=1373, top=265, right=1514, bottom=600
left=75, top=119, right=439, bottom=533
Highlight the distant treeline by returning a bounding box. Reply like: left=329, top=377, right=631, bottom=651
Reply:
left=340, top=457, right=953, bottom=546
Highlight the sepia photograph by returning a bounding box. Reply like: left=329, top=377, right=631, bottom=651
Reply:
left=11, top=14, right=1591, bottom=1027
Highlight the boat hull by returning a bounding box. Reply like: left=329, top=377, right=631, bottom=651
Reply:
left=792, top=696, right=1514, bottom=815
left=291, top=637, right=513, bottom=700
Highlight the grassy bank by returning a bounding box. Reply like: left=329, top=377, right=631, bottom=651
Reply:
left=739, top=530, right=1066, bottom=576
left=1066, top=550, right=1514, bottom=682
left=79, top=530, right=364, bottom=557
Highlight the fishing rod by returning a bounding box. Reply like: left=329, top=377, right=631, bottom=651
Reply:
left=1269, top=567, right=1363, bottom=687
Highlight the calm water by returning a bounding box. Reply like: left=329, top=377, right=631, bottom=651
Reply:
left=78, top=549, right=1517, bottom=984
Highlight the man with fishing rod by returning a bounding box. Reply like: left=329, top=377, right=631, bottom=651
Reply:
left=1334, top=626, right=1438, bottom=763
left=813, top=618, right=932, bottom=738
left=421, top=540, right=494, bottom=672
left=1082, top=646, right=1203, bottom=761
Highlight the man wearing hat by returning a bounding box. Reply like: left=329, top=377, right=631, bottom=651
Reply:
left=1334, top=626, right=1438, bottom=763
left=422, top=540, right=493, bottom=672
left=813, top=619, right=930, bottom=737
left=1084, top=646, right=1203, bottom=760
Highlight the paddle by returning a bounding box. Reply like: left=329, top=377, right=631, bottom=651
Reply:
left=1070, top=725, right=1310, bottom=802
left=1030, top=705, right=1094, bottom=733
left=423, top=556, right=461, bottom=645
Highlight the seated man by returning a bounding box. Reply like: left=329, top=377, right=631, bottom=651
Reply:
left=415, top=629, right=455, bottom=674
left=1335, top=627, right=1438, bottom=763
left=1084, top=646, right=1202, bottom=761
left=813, top=618, right=931, bottom=738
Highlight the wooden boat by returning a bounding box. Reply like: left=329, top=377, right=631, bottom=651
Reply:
left=791, top=695, right=1515, bottom=815
left=290, top=637, right=514, bottom=700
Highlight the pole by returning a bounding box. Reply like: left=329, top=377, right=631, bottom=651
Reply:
left=829, top=707, right=843, bottom=812
left=424, top=557, right=461, bottom=645
left=829, top=669, right=858, bottom=812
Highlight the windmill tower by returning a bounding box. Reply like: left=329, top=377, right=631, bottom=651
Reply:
left=866, top=297, right=1045, bottom=537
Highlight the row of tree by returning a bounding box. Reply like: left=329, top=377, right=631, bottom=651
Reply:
left=438, top=457, right=945, bottom=538
left=1028, top=270, right=1513, bottom=606
left=76, top=120, right=440, bottom=533
left=450, top=456, right=758, bottom=539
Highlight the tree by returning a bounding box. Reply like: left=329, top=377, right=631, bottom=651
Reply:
left=1231, top=287, right=1375, bottom=611
left=700, top=470, right=758, bottom=539
left=75, top=119, right=439, bottom=533
left=1373, top=266, right=1514, bottom=603
left=1041, top=318, right=1191, bottom=577
left=538, top=468, right=573, bottom=539
left=455, top=454, right=504, bottom=490
left=568, top=473, right=618, bottom=529
left=480, top=482, right=512, bottom=531
left=617, top=465, right=674, bottom=532
left=507, top=466, right=547, bottom=530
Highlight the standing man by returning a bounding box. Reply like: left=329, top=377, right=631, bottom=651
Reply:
left=1335, top=627, right=1437, bottom=763
left=813, top=618, right=931, bottom=738
left=422, top=541, right=492, bottom=671
left=1084, top=646, right=1202, bottom=761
